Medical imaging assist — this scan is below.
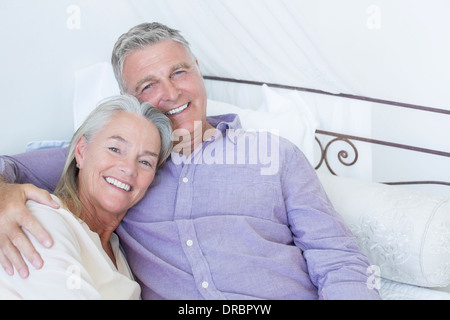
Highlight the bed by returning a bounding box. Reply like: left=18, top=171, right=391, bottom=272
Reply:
left=203, top=75, right=450, bottom=300
left=1, top=0, right=448, bottom=301
left=26, top=61, right=450, bottom=300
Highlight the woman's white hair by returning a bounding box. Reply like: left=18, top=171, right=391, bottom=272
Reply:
left=54, top=94, right=172, bottom=217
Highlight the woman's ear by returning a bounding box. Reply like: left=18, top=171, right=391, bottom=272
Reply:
left=74, top=136, right=88, bottom=169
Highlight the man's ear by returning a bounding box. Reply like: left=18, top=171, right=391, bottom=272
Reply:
left=74, top=136, right=87, bottom=169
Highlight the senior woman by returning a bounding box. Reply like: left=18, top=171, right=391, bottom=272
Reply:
left=0, top=95, right=172, bottom=299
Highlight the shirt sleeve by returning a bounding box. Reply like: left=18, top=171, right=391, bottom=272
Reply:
left=0, top=148, right=67, bottom=192
left=281, top=144, right=381, bottom=300
left=9, top=202, right=103, bottom=299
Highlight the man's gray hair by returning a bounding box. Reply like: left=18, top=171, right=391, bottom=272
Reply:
left=111, top=22, right=195, bottom=93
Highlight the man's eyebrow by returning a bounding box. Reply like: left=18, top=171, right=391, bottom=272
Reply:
left=171, top=62, right=191, bottom=72
left=109, top=135, right=159, bottom=158
left=134, top=62, right=192, bottom=94
left=135, top=75, right=156, bottom=94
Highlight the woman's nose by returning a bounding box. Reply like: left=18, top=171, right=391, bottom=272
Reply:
left=119, top=158, right=137, bottom=176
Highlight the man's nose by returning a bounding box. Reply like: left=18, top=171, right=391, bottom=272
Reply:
left=160, top=80, right=181, bottom=101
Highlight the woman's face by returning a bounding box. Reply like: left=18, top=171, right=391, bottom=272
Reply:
left=75, top=112, right=161, bottom=217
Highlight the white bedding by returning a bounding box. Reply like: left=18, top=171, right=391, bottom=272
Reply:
left=380, top=279, right=450, bottom=300
left=67, top=63, right=450, bottom=300
left=319, top=173, right=450, bottom=300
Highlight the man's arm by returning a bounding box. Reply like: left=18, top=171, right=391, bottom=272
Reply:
left=0, top=148, right=67, bottom=278
left=281, top=144, right=381, bottom=299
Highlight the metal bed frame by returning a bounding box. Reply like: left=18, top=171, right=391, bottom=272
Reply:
left=204, top=75, right=450, bottom=187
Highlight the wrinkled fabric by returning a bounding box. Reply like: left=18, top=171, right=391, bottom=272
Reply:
left=0, top=114, right=380, bottom=300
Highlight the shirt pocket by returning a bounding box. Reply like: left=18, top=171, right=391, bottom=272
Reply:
left=192, top=164, right=286, bottom=223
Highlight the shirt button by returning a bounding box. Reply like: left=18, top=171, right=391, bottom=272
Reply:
left=182, top=177, right=189, bottom=183
left=186, top=240, right=193, bottom=247
left=202, top=281, right=209, bottom=289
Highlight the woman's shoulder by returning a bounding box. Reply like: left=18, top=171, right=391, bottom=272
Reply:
left=25, top=196, right=84, bottom=247
left=26, top=195, right=78, bottom=224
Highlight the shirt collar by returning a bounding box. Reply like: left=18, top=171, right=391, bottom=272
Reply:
left=169, top=113, right=244, bottom=162
left=207, top=113, right=242, bottom=131
left=207, top=113, right=243, bottom=145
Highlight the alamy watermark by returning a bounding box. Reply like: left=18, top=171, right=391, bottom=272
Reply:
left=170, top=122, right=281, bottom=176
left=66, top=264, right=81, bottom=290
left=66, top=5, right=81, bottom=30
left=367, top=5, right=381, bottom=30
left=366, top=265, right=381, bottom=290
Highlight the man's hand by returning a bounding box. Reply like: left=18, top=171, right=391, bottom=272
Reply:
left=0, top=181, right=58, bottom=278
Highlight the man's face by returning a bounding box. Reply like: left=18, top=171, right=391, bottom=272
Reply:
left=122, top=40, right=212, bottom=152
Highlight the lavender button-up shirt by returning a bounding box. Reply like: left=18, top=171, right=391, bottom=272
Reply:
left=1, top=114, right=380, bottom=300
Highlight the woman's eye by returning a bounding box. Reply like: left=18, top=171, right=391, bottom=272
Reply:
left=140, top=160, right=152, bottom=167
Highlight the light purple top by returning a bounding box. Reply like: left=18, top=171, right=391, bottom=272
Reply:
left=0, top=114, right=380, bottom=300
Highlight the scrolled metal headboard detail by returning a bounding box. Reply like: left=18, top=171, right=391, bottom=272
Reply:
left=315, top=129, right=450, bottom=187
left=203, top=75, right=450, bottom=187
left=314, top=134, right=358, bottom=176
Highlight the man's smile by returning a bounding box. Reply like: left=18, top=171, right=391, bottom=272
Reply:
left=165, top=103, right=189, bottom=116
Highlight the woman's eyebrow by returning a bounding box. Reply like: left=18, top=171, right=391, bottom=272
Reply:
left=142, top=150, right=159, bottom=158
left=109, top=135, right=128, bottom=143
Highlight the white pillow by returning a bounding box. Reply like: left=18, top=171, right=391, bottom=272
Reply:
left=318, top=172, right=450, bottom=288
left=73, top=62, right=120, bottom=131
left=26, top=140, right=70, bottom=152
left=380, top=278, right=450, bottom=300
left=207, top=84, right=317, bottom=164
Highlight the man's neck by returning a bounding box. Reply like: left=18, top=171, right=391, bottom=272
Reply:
left=172, top=122, right=217, bottom=158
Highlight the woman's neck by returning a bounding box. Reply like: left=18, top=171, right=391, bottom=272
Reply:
left=66, top=199, right=124, bottom=268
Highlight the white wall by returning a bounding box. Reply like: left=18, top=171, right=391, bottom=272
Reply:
left=0, top=0, right=142, bottom=155
left=1, top=0, right=449, bottom=196
left=2, top=1, right=449, bottom=155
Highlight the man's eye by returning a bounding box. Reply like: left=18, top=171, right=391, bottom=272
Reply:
left=173, top=70, right=185, bottom=78
left=109, top=147, right=120, bottom=153
left=143, top=84, right=153, bottom=91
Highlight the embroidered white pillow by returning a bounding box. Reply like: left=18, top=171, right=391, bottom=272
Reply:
left=318, top=172, right=450, bottom=288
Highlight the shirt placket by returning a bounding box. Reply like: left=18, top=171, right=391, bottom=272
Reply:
left=174, top=146, right=226, bottom=299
